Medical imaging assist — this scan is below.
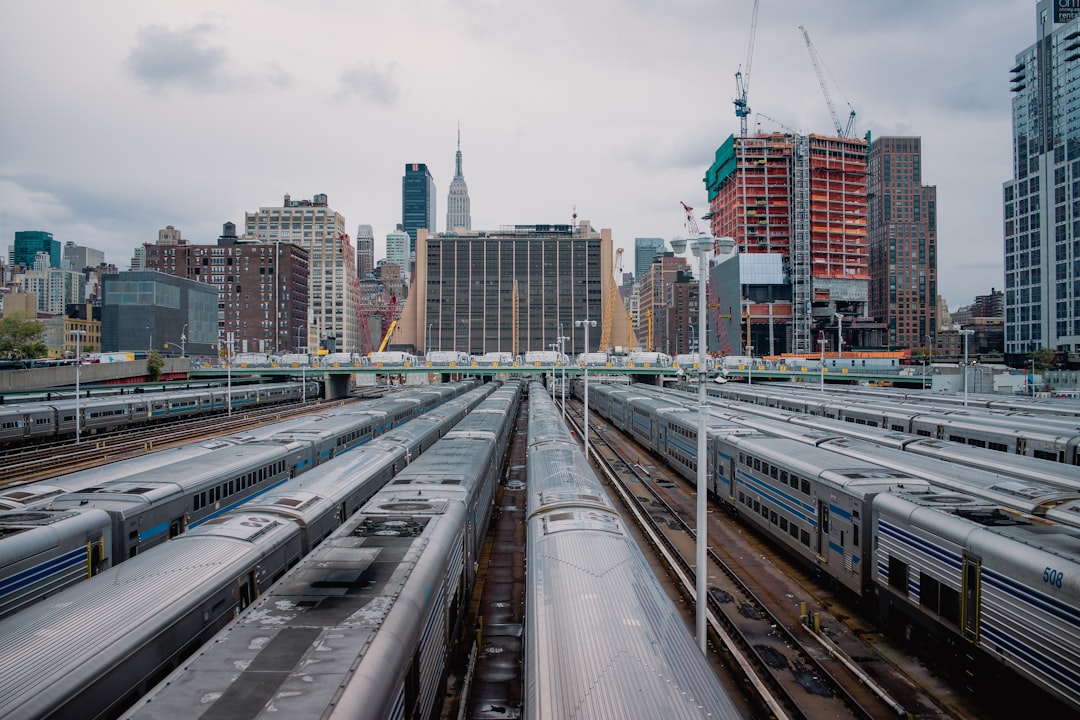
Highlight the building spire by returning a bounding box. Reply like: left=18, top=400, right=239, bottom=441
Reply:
left=447, top=124, right=471, bottom=231
left=454, top=123, right=464, bottom=179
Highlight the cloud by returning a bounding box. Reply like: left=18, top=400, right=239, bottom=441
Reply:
left=337, top=62, right=401, bottom=106
left=126, top=23, right=232, bottom=93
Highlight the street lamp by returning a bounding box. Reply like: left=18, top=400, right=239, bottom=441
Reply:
left=818, top=331, right=827, bottom=391
left=226, top=331, right=234, bottom=417
left=180, top=323, right=187, bottom=357
left=72, top=329, right=86, bottom=444
left=835, top=312, right=844, bottom=358
left=960, top=328, right=974, bottom=406
left=670, top=232, right=726, bottom=654
left=557, top=333, right=569, bottom=419
left=549, top=342, right=558, bottom=391
left=427, top=323, right=432, bottom=356
left=575, top=319, right=597, bottom=460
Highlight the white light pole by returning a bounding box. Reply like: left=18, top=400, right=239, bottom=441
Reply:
left=819, top=331, right=826, bottom=391
left=960, top=328, right=974, bottom=406
left=671, top=232, right=726, bottom=654
left=835, top=312, right=844, bottom=358
left=226, top=331, right=234, bottom=417
left=73, top=329, right=85, bottom=444
left=427, top=323, right=432, bottom=355
left=549, top=342, right=558, bottom=391
left=558, top=333, right=569, bottom=419
left=180, top=323, right=187, bottom=357
left=575, top=319, right=597, bottom=459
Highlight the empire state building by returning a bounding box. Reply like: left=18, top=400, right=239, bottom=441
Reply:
left=446, top=129, right=472, bottom=232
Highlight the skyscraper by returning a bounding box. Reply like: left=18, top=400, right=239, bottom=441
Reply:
left=1004, top=1, right=1080, bottom=361
left=633, top=237, right=666, bottom=280
left=868, top=137, right=938, bottom=350
left=385, top=225, right=410, bottom=282
left=446, top=129, right=472, bottom=232
left=11, top=231, right=60, bottom=269
left=355, top=224, right=375, bottom=279
left=402, top=163, right=436, bottom=252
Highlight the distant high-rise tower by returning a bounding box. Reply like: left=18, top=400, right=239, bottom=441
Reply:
left=868, top=136, right=938, bottom=350
left=403, top=163, right=436, bottom=252
left=11, top=231, right=59, bottom=269
left=446, top=129, right=472, bottom=232
left=386, top=224, right=411, bottom=282
left=355, top=224, right=375, bottom=278
left=634, top=238, right=666, bottom=280
left=1004, top=1, right=1080, bottom=360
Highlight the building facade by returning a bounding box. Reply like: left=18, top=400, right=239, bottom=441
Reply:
left=636, top=253, right=690, bottom=354
left=446, top=131, right=472, bottom=232
left=868, top=136, right=938, bottom=350
left=1004, top=1, right=1080, bottom=360
left=385, top=225, right=411, bottom=281
left=397, top=223, right=627, bottom=356
left=11, top=231, right=60, bottom=269
left=242, top=193, right=358, bottom=353
left=705, top=132, right=869, bottom=354
left=16, top=255, right=86, bottom=315
left=355, top=224, right=375, bottom=279
left=633, top=237, right=666, bottom=280
left=403, top=163, right=437, bottom=252
left=62, top=241, right=105, bottom=272
left=99, top=271, right=218, bottom=356
left=143, top=223, right=310, bottom=355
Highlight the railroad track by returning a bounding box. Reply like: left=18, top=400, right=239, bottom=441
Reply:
left=564, top=398, right=948, bottom=720
left=0, top=397, right=357, bottom=487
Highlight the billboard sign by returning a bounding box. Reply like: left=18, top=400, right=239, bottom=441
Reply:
left=1056, top=0, right=1080, bottom=23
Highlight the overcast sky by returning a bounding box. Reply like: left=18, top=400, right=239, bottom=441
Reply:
left=0, top=0, right=1036, bottom=310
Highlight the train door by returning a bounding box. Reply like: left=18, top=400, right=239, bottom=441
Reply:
left=168, top=515, right=186, bottom=539
left=817, top=500, right=830, bottom=561
left=86, top=537, right=106, bottom=577
left=962, top=555, right=981, bottom=642
left=237, top=570, right=258, bottom=612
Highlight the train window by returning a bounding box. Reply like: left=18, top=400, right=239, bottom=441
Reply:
left=839, top=530, right=845, bottom=547
left=853, top=525, right=859, bottom=546
left=753, top=500, right=761, bottom=512
left=801, top=479, right=810, bottom=494
left=739, top=453, right=745, bottom=464
left=789, top=523, right=799, bottom=539
left=779, top=517, right=788, bottom=531
left=800, top=529, right=810, bottom=547
left=916, top=429, right=930, bottom=437
left=753, top=458, right=761, bottom=471
left=891, top=425, right=905, bottom=431
left=968, top=438, right=986, bottom=448
left=948, top=435, right=963, bottom=443
left=780, top=470, right=789, bottom=485
left=888, top=556, right=909, bottom=593
left=770, top=510, right=778, bottom=525
left=988, top=441, right=1008, bottom=452
left=770, top=466, right=778, bottom=480
left=1034, top=450, right=1057, bottom=462
left=761, top=505, right=769, bottom=519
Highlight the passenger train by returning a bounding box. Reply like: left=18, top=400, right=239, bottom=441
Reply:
left=0, top=381, right=480, bottom=619
left=120, top=380, right=522, bottom=720
left=524, top=383, right=740, bottom=718
left=582, top=382, right=1080, bottom=711
left=0, top=381, right=320, bottom=446
left=0, top=381, right=500, bottom=720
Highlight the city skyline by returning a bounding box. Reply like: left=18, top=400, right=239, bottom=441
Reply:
left=0, top=1, right=1035, bottom=309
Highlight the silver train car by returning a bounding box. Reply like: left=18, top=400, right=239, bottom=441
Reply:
left=122, top=380, right=522, bottom=720
left=0, top=382, right=498, bottom=720
left=524, top=383, right=740, bottom=718
left=0, top=381, right=481, bottom=619
left=0, top=381, right=320, bottom=445
left=874, top=491, right=1080, bottom=712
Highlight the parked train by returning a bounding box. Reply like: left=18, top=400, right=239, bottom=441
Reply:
left=0, top=381, right=502, bottom=720
left=0, top=381, right=321, bottom=446
left=120, top=380, right=522, bottom=720
left=582, top=382, right=1080, bottom=711
left=524, top=383, right=740, bottom=718
left=709, top=382, right=1080, bottom=464
left=0, top=381, right=481, bottom=619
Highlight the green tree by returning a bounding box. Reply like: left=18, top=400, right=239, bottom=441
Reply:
left=0, top=316, right=47, bottom=360
left=1030, top=347, right=1060, bottom=371
left=147, top=349, right=164, bottom=381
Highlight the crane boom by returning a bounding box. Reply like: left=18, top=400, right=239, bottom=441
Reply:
left=798, top=25, right=855, bottom=138
left=733, top=0, right=760, bottom=137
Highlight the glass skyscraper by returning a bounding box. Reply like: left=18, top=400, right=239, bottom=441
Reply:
left=1004, top=1, right=1080, bottom=360
left=403, top=163, right=436, bottom=253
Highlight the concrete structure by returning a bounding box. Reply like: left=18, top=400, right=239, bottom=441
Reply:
left=398, top=222, right=632, bottom=356
left=242, top=193, right=359, bottom=353
left=355, top=224, right=375, bottom=280
left=705, top=132, right=869, bottom=354
left=11, top=231, right=60, bottom=269
left=403, top=163, right=436, bottom=253
left=1004, top=1, right=1080, bottom=362
left=62, top=242, right=105, bottom=272
left=143, top=222, right=310, bottom=355
left=100, top=271, right=218, bottom=357
left=446, top=129, right=472, bottom=232
left=157, top=226, right=185, bottom=246
left=868, top=136, right=938, bottom=350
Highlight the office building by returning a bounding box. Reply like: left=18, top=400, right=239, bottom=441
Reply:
left=402, top=163, right=436, bottom=251
left=11, top=231, right=60, bottom=269
left=62, top=241, right=105, bottom=272
left=398, top=222, right=632, bottom=355
left=386, top=225, right=411, bottom=282
left=446, top=130, right=472, bottom=232
left=243, top=193, right=358, bottom=353
left=100, top=271, right=218, bottom=356
left=143, top=222, right=310, bottom=355
left=15, top=253, right=86, bottom=314
left=356, top=224, right=375, bottom=279
left=1004, top=1, right=1080, bottom=360
left=868, top=136, right=938, bottom=350
left=634, top=237, right=666, bottom=280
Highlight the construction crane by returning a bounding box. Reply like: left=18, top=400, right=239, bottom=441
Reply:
left=798, top=25, right=855, bottom=138
left=681, top=202, right=734, bottom=355
left=733, top=0, right=760, bottom=137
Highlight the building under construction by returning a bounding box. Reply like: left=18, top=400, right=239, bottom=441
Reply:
left=704, top=131, right=871, bottom=355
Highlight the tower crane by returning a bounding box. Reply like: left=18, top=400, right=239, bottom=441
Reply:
left=798, top=25, right=856, bottom=138
left=733, top=0, right=760, bottom=137
left=680, top=202, right=733, bottom=355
